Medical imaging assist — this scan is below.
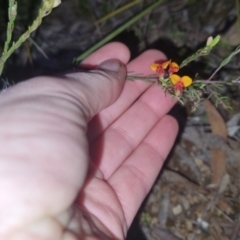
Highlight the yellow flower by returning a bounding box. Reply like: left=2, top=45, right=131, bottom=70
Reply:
left=168, top=62, right=179, bottom=74
left=150, top=60, right=179, bottom=76
left=170, top=74, right=192, bottom=95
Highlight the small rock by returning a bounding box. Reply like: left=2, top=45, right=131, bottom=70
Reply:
left=172, top=204, right=183, bottom=215
left=197, top=218, right=209, bottom=230
left=180, top=196, right=190, bottom=210
left=186, top=220, right=193, bottom=231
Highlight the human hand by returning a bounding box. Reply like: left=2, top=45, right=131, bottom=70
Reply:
left=0, top=42, right=178, bottom=240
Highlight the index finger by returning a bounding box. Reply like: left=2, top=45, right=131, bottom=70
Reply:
left=81, top=42, right=130, bottom=66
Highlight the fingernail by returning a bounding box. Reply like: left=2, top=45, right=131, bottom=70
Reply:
left=97, top=59, right=123, bottom=73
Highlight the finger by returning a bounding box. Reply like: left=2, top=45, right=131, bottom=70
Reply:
left=87, top=49, right=167, bottom=142
left=61, top=42, right=131, bottom=118
left=2, top=43, right=130, bottom=123
left=90, top=82, right=176, bottom=178
left=81, top=42, right=130, bottom=66
left=108, top=115, right=178, bottom=226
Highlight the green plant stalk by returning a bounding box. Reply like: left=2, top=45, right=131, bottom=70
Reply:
left=0, top=0, right=59, bottom=77
left=180, top=35, right=220, bottom=68
left=3, top=0, right=17, bottom=55
left=209, top=45, right=240, bottom=80
left=75, top=0, right=164, bottom=62
left=95, top=0, right=141, bottom=24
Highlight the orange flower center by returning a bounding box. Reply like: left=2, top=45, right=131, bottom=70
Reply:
left=150, top=60, right=179, bottom=77
left=175, top=81, right=184, bottom=91
left=156, top=65, right=164, bottom=75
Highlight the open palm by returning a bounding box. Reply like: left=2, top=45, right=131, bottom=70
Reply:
left=0, top=43, right=177, bottom=240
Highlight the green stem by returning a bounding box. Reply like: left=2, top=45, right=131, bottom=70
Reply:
left=3, top=0, right=17, bottom=55
left=0, top=1, right=55, bottom=77
left=75, top=0, right=164, bottom=62
left=208, top=65, right=222, bottom=80
left=95, top=0, right=141, bottom=24
left=208, top=45, right=240, bottom=80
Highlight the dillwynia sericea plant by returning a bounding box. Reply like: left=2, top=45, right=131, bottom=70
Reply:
left=127, top=35, right=240, bottom=110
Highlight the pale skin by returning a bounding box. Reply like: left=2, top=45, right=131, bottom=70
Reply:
left=0, top=42, right=178, bottom=240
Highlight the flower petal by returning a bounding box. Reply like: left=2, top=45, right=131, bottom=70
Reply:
left=170, top=74, right=181, bottom=85
left=181, top=76, right=192, bottom=87
left=161, top=59, right=171, bottom=69
left=169, top=62, right=179, bottom=73
left=150, top=63, right=161, bottom=71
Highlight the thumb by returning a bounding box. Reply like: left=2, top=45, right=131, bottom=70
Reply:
left=0, top=59, right=126, bottom=122
left=64, top=59, right=126, bottom=120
